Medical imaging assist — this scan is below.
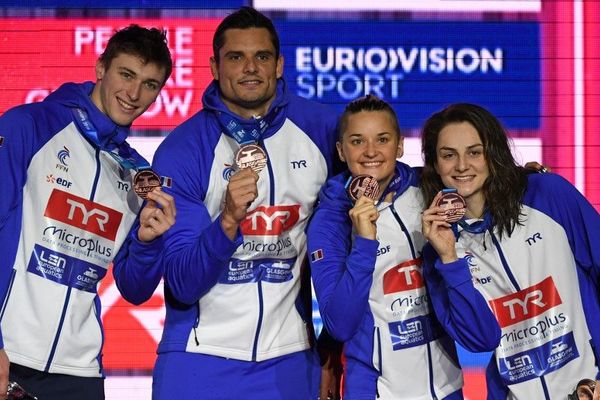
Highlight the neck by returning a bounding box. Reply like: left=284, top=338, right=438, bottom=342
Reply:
left=222, top=99, right=272, bottom=120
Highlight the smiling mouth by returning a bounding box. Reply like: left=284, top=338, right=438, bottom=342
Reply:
left=361, top=161, right=384, bottom=167
left=453, top=176, right=475, bottom=182
left=117, top=97, right=137, bottom=111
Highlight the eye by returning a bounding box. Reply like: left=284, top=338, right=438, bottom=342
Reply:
left=257, top=54, right=271, bottom=61
left=120, top=71, right=133, bottom=80
left=440, top=152, right=455, bottom=159
left=144, top=81, right=159, bottom=91
left=227, top=54, right=242, bottom=61
left=350, top=138, right=363, bottom=146
left=378, top=137, right=390, bottom=144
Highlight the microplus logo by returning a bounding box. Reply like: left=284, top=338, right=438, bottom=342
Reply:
left=44, top=189, right=122, bottom=241
left=490, top=276, right=562, bottom=328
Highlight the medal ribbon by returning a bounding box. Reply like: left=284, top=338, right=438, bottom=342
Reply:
left=71, top=107, right=150, bottom=172
left=216, top=110, right=276, bottom=145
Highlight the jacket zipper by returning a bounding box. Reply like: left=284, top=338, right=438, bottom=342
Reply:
left=489, top=232, right=551, bottom=400
left=250, top=140, right=274, bottom=361
left=0, top=269, right=17, bottom=320
left=46, top=149, right=104, bottom=371
left=391, top=204, right=438, bottom=399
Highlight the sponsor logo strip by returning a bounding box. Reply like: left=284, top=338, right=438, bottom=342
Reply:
left=388, top=314, right=443, bottom=350
left=497, top=331, right=579, bottom=384
left=27, top=244, right=107, bottom=293
left=489, top=276, right=562, bottom=328
left=43, top=189, right=122, bottom=241
left=240, top=205, right=301, bottom=236
left=220, top=257, right=296, bottom=284
left=382, top=258, right=423, bottom=294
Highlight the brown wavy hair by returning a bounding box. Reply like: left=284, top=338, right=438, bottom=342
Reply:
left=421, top=103, right=528, bottom=237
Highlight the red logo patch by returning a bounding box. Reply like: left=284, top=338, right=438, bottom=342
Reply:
left=240, top=205, right=300, bottom=236
left=489, top=276, right=562, bottom=328
left=44, top=189, right=122, bottom=241
left=383, top=258, right=423, bottom=294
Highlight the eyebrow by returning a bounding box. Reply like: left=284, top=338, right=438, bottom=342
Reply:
left=439, top=143, right=483, bottom=151
left=118, top=66, right=161, bottom=86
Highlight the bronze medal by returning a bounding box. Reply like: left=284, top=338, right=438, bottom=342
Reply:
left=347, top=175, right=380, bottom=201
left=436, top=190, right=467, bottom=223
left=235, top=144, right=267, bottom=173
left=133, top=169, right=161, bottom=199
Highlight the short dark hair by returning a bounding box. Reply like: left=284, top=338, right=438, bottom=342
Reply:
left=98, top=24, right=172, bottom=86
left=212, top=6, right=280, bottom=63
left=420, top=103, right=528, bottom=237
left=338, top=94, right=401, bottom=141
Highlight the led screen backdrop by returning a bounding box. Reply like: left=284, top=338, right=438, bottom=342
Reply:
left=1, top=1, right=598, bottom=399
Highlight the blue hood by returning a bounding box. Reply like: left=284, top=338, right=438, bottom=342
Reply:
left=317, top=161, right=420, bottom=215
left=44, top=81, right=130, bottom=149
left=201, top=79, right=291, bottom=141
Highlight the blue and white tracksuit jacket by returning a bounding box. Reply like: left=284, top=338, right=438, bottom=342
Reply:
left=307, top=162, right=500, bottom=400
left=152, top=80, right=338, bottom=363
left=424, top=172, right=600, bottom=399
left=0, top=82, right=164, bottom=378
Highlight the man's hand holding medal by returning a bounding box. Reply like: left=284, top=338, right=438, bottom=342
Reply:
left=220, top=144, right=267, bottom=240
left=133, top=170, right=176, bottom=243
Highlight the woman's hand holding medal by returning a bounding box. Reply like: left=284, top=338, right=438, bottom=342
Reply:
left=347, top=175, right=380, bottom=240
left=421, top=190, right=464, bottom=264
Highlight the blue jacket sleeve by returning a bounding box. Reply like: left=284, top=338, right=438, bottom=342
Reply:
left=307, top=206, right=378, bottom=342
left=526, top=173, right=600, bottom=379
left=423, top=244, right=501, bottom=352
left=0, top=108, right=39, bottom=349
left=112, top=221, right=165, bottom=305
left=152, top=132, right=242, bottom=306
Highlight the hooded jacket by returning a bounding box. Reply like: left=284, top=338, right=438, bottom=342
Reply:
left=424, top=172, right=600, bottom=399
left=0, top=82, right=164, bottom=377
left=307, top=162, right=500, bottom=400
left=152, top=80, right=338, bottom=361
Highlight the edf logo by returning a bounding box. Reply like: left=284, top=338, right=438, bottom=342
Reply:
left=44, top=189, right=122, bottom=241
left=489, top=276, right=562, bottom=327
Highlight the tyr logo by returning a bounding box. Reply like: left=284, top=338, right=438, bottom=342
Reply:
left=489, top=276, right=562, bottom=328
left=291, top=160, right=307, bottom=169
left=383, top=258, right=423, bottom=294
left=65, top=198, right=109, bottom=232
left=44, top=189, right=122, bottom=241
left=525, top=232, right=542, bottom=245
left=240, top=205, right=301, bottom=236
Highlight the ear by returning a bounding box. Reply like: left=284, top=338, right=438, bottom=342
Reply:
left=209, top=56, right=219, bottom=80
left=95, top=60, right=106, bottom=81
left=336, top=141, right=345, bottom=162
left=276, top=55, right=284, bottom=79
left=396, top=136, right=404, bottom=159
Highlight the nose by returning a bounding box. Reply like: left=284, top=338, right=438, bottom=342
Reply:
left=126, top=81, right=142, bottom=101
left=455, top=155, right=468, bottom=171
left=244, top=57, right=258, bottom=74
left=365, top=140, right=377, bottom=157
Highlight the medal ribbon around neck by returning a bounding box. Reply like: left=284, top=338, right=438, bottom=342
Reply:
left=71, top=108, right=165, bottom=198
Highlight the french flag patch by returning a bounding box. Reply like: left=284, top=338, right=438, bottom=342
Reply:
left=310, top=249, right=324, bottom=262
left=161, top=176, right=173, bottom=188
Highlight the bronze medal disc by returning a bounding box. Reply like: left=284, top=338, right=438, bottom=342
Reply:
left=235, top=144, right=267, bottom=173
left=436, top=191, right=467, bottom=223
left=133, top=169, right=161, bottom=199
left=347, top=175, right=380, bottom=201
